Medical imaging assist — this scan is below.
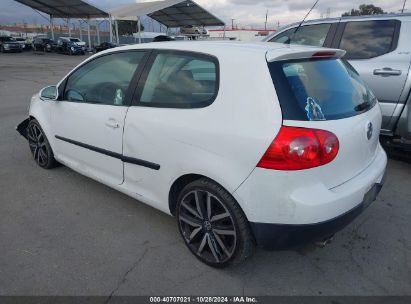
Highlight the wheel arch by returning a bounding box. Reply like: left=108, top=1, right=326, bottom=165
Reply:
left=168, top=173, right=250, bottom=221
left=168, top=173, right=204, bottom=216
left=27, top=111, right=56, bottom=153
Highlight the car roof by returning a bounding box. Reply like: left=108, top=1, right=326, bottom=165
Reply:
left=99, top=41, right=344, bottom=61
left=281, top=12, right=411, bottom=29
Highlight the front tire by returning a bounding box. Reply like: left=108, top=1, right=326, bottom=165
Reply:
left=27, top=119, right=58, bottom=169
left=176, top=178, right=255, bottom=267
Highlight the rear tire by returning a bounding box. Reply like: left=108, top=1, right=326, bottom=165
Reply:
left=176, top=178, right=255, bottom=267
left=27, top=119, right=58, bottom=169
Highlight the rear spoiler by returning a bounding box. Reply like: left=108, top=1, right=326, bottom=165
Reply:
left=266, top=48, right=346, bottom=62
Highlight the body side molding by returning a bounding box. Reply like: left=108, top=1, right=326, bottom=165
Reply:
left=55, top=135, right=160, bottom=170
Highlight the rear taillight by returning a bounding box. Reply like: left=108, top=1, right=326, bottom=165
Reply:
left=257, top=126, right=339, bottom=170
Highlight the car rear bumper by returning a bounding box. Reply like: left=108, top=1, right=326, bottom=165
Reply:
left=233, top=144, right=387, bottom=248
left=249, top=175, right=385, bottom=249
left=72, top=49, right=84, bottom=54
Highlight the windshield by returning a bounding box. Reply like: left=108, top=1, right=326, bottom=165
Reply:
left=3, top=37, right=15, bottom=42
left=268, top=58, right=377, bottom=121
left=70, top=38, right=80, bottom=42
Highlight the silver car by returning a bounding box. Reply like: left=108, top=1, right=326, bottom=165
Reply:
left=264, top=13, right=411, bottom=150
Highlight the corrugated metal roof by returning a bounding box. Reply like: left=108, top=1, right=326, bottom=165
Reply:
left=109, top=0, right=225, bottom=27
left=14, top=0, right=109, bottom=18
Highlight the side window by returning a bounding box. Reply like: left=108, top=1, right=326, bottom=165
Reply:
left=64, top=51, right=145, bottom=106
left=269, top=23, right=331, bottom=47
left=138, top=52, right=218, bottom=108
left=339, top=20, right=398, bottom=59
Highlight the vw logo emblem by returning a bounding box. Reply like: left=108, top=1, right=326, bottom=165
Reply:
left=204, top=221, right=212, bottom=231
left=367, top=122, right=373, bottom=140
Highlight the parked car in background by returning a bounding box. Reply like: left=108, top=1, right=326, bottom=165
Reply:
left=67, top=37, right=86, bottom=48
left=93, top=41, right=117, bottom=53
left=0, top=36, right=23, bottom=53
left=33, top=37, right=55, bottom=52
left=180, top=25, right=208, bottom=35
left=17, top=42, right=386, bottom=267
left=152, top=35, right=175, bottom=42
left=56, top=37, right=85, bottom=55
left=264, top=13, right=411, bottom=150
left=14, top=37, right=30, bottom=50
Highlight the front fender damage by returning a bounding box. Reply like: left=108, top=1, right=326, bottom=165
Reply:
left=16, top=118, right=30, bottom=140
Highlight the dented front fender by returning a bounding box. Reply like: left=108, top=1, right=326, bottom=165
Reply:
left=16, top=118, right=30, bottom=140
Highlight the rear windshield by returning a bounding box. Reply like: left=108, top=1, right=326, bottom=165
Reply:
left=268, top=58, right=377, bottom=121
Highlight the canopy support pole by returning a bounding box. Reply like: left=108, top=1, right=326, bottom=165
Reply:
left=138, top=17, right=142, bottom=44
left=79, top=20, right=83, bottom=41
left=96, top=21, right=100, bottom=45
left=87, top=18, right=91, bottom=51
left=109, top=15, right=113, bottom=43
left=115, top=19, right=120, bottom=45
left=68, top=19, right=71, bottom=37
left=50, top=15, right=54, bottom=40
left=223, top=25, right=226, bottom=39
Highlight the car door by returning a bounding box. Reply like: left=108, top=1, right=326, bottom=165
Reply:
left=51, top=50, right=148, bottom=185
left=332, top=19, right=411, bottom=130
left=122, top=50, right=220, bottom=209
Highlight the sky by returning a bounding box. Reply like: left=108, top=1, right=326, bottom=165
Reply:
left=0, top=0, right=408, bottom=29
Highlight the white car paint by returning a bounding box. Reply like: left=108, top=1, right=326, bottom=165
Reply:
left=27, top=41, right=387, bottom=231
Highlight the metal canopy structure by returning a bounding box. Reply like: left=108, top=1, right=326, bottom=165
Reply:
left=14, top=0, right=110, bottom=48
left=14, top=0, right=109, bottom=18
left=109, top=0, right=225, bottom=27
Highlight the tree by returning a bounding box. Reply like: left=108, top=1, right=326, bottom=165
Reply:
left=342, top=4, right=386, bottom=16
left=114, top=20, right=144, bottom=36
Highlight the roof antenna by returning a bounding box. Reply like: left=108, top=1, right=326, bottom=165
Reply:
left=287, top=0, right=320, bottom=44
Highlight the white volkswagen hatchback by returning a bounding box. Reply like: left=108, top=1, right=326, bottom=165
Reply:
left=17, top=42, right=387, bottom=267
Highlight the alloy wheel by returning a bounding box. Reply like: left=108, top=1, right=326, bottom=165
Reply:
left=178, top=190, right=237, bottom=264
left=27, top=123, right=49, bottom=167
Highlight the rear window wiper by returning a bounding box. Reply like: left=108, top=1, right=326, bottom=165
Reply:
left=354, top=101, right=373, bottom=112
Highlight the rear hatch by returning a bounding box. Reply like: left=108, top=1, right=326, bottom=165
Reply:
left=267, top=51, right=381, bottom=189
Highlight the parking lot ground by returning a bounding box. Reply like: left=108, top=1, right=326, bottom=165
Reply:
left=0, top=52, right=411, bottom=296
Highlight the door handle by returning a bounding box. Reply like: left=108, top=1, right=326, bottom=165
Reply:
left=105, top=119, right=119, bottom=129
left=373, top=68, right=402, bottom=77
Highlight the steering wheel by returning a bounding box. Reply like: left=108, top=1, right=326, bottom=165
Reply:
left=95, top=82, right=124, bottom=105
